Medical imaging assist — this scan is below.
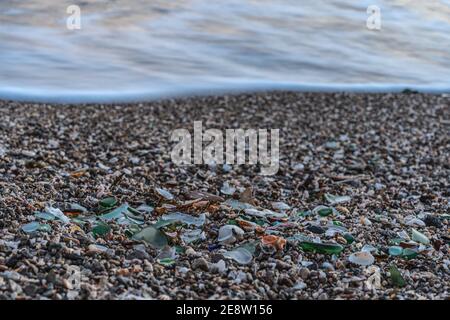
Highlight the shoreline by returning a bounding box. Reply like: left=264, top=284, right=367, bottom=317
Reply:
left=1, top=84, right=449, bottom=104
left=0, top=92, right=449, bottom=300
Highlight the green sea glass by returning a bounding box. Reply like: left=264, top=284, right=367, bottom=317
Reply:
left=318, top=208, right=333, bottom=217
left=402, top=248, right=418, bottom=260
left=99, top=197, right=117, bottom=208
left=343, top=233, right=355, bottom=244
left=92, top=223, right=111, bottom=237
left=299, top=241, right=344, bottom=254
left=389, top=265, right=406, bottom=287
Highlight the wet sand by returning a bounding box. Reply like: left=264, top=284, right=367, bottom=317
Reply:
left=0, top=92, right=449, bottom=299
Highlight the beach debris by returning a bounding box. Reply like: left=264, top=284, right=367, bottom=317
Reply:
left=261, top=235, right=286, bottom=250
left=92, top=222, right=111, bottom=238
left=307, top=225, right=325, bottom=234
left=224, top=199, right=254, bottom=210
left=244, top=208, right=287, bottom=220
left=153, top=219, right=178, bottom=229
left=220, top=182, right=236, bottom=195
left=271, top=201, right=290, bottom=211
left=397, top=240, right=418, bottom=248
left=322, top=262, right=334, bottom=271
left=324, top=141, right=339, bottom=149
left=389, top=265, right=406, bottom=287
left=411, top=229, right=430, bottom=245
left=158, top=258, right=176, bottom=266
left=388, top=246, right=403, bottom=256
left=21, top=222, right=51, bottom=233
left=155, top=187, right=175, bottom=200
left=181, top=229, right=206, bottom=244
left=365, top=266, right=382, bottom=290
left=293, top=162, right=305, bottom=171
left=69, top=203, right=88, bottom=213
left=222, top=164, right=232, bottom=172
left=336, top=206, right=350, bottom=215
left=38, top=224, right=52, bottom=232
left=324, top=222, right=348, bottom=236
left=99, top=203, right=129, bottom=221
left=223, top=247, right=253, bottom=265
left=402, top=248, right=418, bottom=260
left=404, top=216, right=426, bottom=227
left=124, top=224, right=141, bottom=238
left=69, top=224, right=83, bottom=234
left=396, top=230, right=410, bottom=240
left=210, top=260, right=227, bottom=274
left=132, top=226, right=168, bottom=249
left=348, top=251, right=375, bottom=266
left=157, top=246, right=177, bottom=260
left=34, top=212, right=56, bottom=221
left=136, top=204, right=154, bottom=214
left=229, top=270, right=248, bottom=284
left=236, top=219, right=264, bottom=232
left=312, top=206, right=334, bottom=217
left=87, top=244, right=113, bottom=255
left=117, top=215, right=142, bottom=227
left=124, top=208, right=145, bottom=223
left=288, top=233, right=311, bottom=243
left=162, top=212, right=206, bottom=227
left=360, top=217, right=372, bottom=226
left=0, top=145, right=6, bottom=157
left=99, top=197, right=117, bottom=208
left=218, top=225, right=245, bottom=244
left=239, top=187, right=255, bottom=205
left=45, top=206, right=70, bottom=224
left=324, top=193, right=351, bottom=205
left=361, top=244, right=377, bottom=253
left=293, top=281, right=307, bottom=291
left=299, top=242, right=344, bottom=255
left=186, top=190, right=224, bottom=202
left=0, top=240, right=20, bottom=250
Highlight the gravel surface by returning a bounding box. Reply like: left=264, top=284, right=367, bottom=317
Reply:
left=0, top=92, right=449, bottom=300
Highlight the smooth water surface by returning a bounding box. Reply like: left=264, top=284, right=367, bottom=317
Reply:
left=1, top=0, right=449, bottom=102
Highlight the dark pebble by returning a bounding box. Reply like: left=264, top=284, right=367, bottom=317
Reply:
left=423, top=215, right=442, bottom=228
left=307, top=225, right=325, bottom=234
left=126, top=250, right=150, bottom=261
left=23, top=284, right=37, bottom=296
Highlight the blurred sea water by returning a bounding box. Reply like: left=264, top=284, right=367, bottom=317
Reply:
left=0, top=0, right=449, bottom=102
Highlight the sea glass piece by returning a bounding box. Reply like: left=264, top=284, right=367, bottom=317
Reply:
left=299, top=241, right=344, bottom=255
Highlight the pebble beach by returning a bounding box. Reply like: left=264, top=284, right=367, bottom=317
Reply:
left=0, top=92, right=449, bottom=300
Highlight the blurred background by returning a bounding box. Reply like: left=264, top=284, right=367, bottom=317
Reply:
left=0, top=0, right=449, bottom=102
